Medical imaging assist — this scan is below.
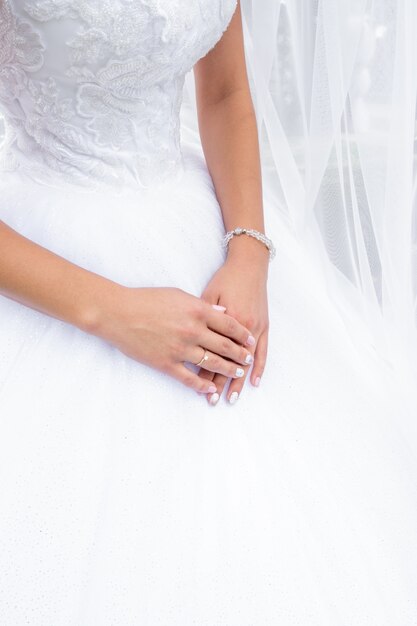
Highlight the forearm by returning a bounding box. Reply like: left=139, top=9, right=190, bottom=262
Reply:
left=197, top=89, right=269, bottom=267
left=0, top=220, right=120, bottom=332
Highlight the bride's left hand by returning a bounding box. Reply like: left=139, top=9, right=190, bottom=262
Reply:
left=198, top=249, right=269, bottom=405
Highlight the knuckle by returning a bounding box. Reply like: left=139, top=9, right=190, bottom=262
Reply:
left=220, top=337, right=232, bottom=354
left=243, top=315, right=256, bottom=330
left=225, top=316, right=237, bottom=335
left=180, top=321, right=198, bottom=343
left=209, top=354, right=221, bottom=370
left=192, top=299, right=205, bottom=320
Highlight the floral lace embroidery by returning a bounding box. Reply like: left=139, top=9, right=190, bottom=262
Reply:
left=0, top=0, right=238, bottom=189
left=24, top=1, right=174, bottom=65
left=0, top=1, right=44, bottom=101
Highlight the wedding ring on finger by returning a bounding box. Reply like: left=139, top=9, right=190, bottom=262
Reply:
left=194, top=348, right=209, bottom=368
left=193, top=348, right=245, bottom=378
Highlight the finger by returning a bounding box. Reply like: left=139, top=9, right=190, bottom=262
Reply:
left=205, top=306, right=256, bottom=348
left=225, top=340, right=256, bottom=404
left=201, top=329, right=254, bottom=367
left=207, top=372, right=229, bottom=405
left=187, top=347, right=247, bottom=381
left=196, top=366, right=215, bottom=386
left=172, top=364, right=218, bottom=395
left=206, top=336, right=257, bottom=406
left=197, top=368, right=221, bottom=406
left=227, top=361, right=253, bottom=403
left=251, top=329, right=268, bottom=387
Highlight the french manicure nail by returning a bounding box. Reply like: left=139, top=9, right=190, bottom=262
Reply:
left=245, top=353, right=253, bottom=364
left=246, top=335, right=256, bottom=346
left=254, top=377, right=261, bottom=387
left=229, top=391, right=239, bottom=405
left=212, top=304, right=227, bottom=311
left=235, top=367, right=244, bottom=378
left=209, top=393, right=220, bottom=406
left=208, top=385, right=217, bottom=393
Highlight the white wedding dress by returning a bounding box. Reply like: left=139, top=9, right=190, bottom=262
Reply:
left=1, top=1, right=417, bottom=624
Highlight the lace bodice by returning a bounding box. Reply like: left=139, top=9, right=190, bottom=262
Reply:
left=0, top=0, right=237, bottom=189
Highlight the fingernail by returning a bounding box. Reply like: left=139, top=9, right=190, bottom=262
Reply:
left=245, top=353, right=253, bottom=365
left=212, top=304, right=227, bottom=311
left=208, top=385, right=217, bottom=393
left=254, top=377, right=261, bottom=387
left=246, top=335, right=256, bottom=346
left=235, top=367, right=244, bottom=378
left=229, top=391, right=239, bottom=405
left=209, top=393, right=220, bottom=406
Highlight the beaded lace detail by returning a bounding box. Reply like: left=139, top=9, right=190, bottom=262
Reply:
left=0, top=0, right=237, bottom=190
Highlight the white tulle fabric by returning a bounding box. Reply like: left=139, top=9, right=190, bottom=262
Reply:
left=1, top=1, right=417, bottom=625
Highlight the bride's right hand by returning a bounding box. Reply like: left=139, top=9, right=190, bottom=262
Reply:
left=90, top=285, right=256, bottom=395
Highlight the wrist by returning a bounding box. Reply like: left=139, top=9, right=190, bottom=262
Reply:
left=226, top=234, right=270, bottom=270
left=76, top=276, right=125, bottom=339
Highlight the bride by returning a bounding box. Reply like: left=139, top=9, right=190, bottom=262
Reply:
left=0, top=1, right=416, bottom=624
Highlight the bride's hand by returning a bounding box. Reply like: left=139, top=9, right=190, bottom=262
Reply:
left=198, top=242, right=269, bottom=405
left=90, top=285, right=256, bottom=395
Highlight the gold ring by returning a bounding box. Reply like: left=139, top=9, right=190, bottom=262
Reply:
left=195, top=348, right=209, bottom=368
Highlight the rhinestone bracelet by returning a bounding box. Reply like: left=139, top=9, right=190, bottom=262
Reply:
left=222, top=227, right=276, bottom=261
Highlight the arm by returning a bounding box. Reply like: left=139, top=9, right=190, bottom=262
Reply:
left=193, top=1, right=270, bottom=403
left=0, top=219, right=114, bottom=331
left=0, top=220, right=255, bottom=395
left=193, top=1, right=268, bottom=267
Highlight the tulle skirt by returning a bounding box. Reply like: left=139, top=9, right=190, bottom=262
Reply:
left=0, top=146, right=417, bottom=625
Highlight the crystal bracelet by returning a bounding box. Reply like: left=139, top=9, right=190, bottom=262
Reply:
left=222, top=227, right=276, bottom=261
